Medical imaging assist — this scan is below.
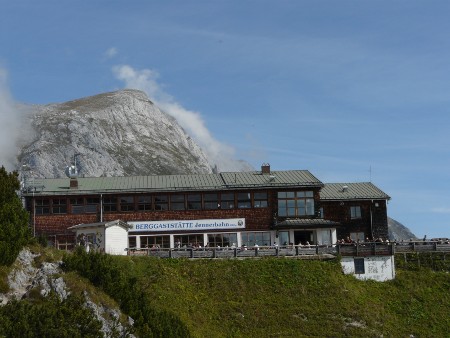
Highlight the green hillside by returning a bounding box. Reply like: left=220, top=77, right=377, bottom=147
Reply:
left=62, top=250, right=450, bottom=338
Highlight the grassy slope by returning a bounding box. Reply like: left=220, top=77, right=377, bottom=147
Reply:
left=109, top=256, right=449, bottom=338
left=3, top=247, right=449, bottom=337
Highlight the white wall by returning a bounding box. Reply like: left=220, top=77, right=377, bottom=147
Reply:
left=105, top=226, right=128, bottom=255
left=341, top=256, right=396, bottom=282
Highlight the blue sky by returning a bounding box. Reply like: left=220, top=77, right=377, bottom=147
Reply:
left=1, top=1, right=450, bottom=238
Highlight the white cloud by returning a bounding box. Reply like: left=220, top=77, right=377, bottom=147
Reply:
left=112, top=64, right=241, bottom=171
left=431, top=207, right=450, bottom=214
left=105, top=47, right=118, bottom=59
left=0, top=68, right=28, bottom=170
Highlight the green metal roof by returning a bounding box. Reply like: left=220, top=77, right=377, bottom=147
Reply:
left=22, top=170, right=324, bottom=196
left=320, top=183, right=390, bottom=201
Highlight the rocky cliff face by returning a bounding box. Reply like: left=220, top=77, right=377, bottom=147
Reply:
left=388, top=217, right=417, bottom=241
left=18, top=90, right=213, bottom=178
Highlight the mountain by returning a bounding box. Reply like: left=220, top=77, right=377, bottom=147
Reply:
left=17, top=90, right=215, bottom=178
left=388, top=217, right=417, bottom=241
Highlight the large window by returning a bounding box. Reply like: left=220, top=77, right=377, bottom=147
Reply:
left=350, top=206, right=362, bottom=219
left=207, top=233, right=237, bottom=248
left=175, top=234, right=204, bottom=248
left=277, top=191, right=314, bottom=217
left=155, top=195, right=168, bottom=210
left=204, top=193, right=219, bottom=210
left=86, top=197, right=100, bottom=213
left=128, top=236, right=137, bottom=249
left=103, top=196, right=117, bottom=212
left=350, top=232, right=365, bottom=242
left=71, top=197, right=84, bottom=214
left=241, top=232, right=271, bottom=246
left=220, top=193, right=234, bottom=209
left=52, top=198, right=67, bottom=214
left=35, top=198, right=50, bottom=215
left=278, top=231, right=290, bottom=246
left=187, top=194, right=202, bottom=210
left=170, top=195, right=185, bottom=210
left=138, top=195, right=152, bottom=211
left=237, top=192, right=251, bottom=208
left=141, top=235, right=170, bottom=249
left=120, top=196, right=134, bottom=212
left=254, top=192, right=268, bottom=208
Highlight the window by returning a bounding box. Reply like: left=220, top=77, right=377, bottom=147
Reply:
left=317, top=207, right=324, bottom=218
left=254, top=192, right=268, bottom=208
left=278, top=231, right=290, bottom=246
left=155, top=195, right=168, bottom=211
left=138, top=195, right=152, bottom=211
left=52, top=198, right=67, bottom=214
left=35, top=198, right=50, bottom=215
left=241, top=232, right=271, bottom=246
left=207, top=233, right=237, bottom=248
left=71, top=197, right=84, bottom=214
left=237, top=192, right=251, bottom=208
left=187, top=194, right=201, bottom=210
left=103, top=196, right=117, bottom=212
left=141, top=235, right=170, bottom=249
left=204, top=193, right=219, bottom=210
left=354, top=258, right=365, bottom=274
left=350, top=206, right=362, bottom=219
left=85, top=197, right=100, bottom=213
left=350, top=232, right=365, bottom=242
left=120, top=196, right=135, bottom=212
left=128, top=236, right=137, bottom=249
left=170, top=195, right=185, bottom=210
left=176, top=234, right=204, bottom=248
left=220, top=193, right=234, bottom=209
left=71, top=197, right=99, bottom=214
left=277, top=191, right=314, bottom=217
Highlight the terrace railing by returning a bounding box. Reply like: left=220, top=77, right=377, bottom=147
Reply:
left=127, top=241, right=450, bottom=259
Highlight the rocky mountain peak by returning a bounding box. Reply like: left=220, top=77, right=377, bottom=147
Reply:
left=18, top=89, right=213, bottom=178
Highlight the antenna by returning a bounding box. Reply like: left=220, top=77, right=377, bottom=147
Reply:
left=369, top=166, right=372, bottom=182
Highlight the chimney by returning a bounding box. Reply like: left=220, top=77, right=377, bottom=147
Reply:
left=261, top=163, right=270, bottom=175
left=70, top=177, right=78, bottom=189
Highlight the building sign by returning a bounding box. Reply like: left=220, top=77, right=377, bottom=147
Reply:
left=128, top=218, right=245, bottom=232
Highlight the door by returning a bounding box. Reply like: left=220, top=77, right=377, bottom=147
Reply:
left=294, top=231, right=314, bottom=245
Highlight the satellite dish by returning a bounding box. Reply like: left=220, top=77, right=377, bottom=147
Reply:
left=65, top=165, right=78, bottom=178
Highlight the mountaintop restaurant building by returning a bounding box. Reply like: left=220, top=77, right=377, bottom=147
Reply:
left=22, top=164, right=390, bottom=250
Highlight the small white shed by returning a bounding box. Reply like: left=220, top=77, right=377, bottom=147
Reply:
left=341, top=256, right=396, bottom=281
left=69, top=219, right=130, bottom=255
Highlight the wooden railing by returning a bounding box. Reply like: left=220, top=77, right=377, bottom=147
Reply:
left=127, top=241, right=450, bottom=259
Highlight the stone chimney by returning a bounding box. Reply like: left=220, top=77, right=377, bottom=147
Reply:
left=261, top=163, right=271, bottom=175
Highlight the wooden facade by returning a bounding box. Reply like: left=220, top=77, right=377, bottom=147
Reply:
left=22, top=166, right=390, bottom=248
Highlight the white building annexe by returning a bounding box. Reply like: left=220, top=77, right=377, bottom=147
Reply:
left=69, top=219, right=130, bottom=255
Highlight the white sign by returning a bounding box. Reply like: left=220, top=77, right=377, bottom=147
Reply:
left=128, top=218, right=245, bottom=232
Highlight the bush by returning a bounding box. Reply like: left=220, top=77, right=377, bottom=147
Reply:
left=0, top=166, right=31, bottom=266
left=0, top=293, right=103, bottom=337
left=63, top=249, right=191, bottom=337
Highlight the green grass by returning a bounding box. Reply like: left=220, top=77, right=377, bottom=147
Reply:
left=99, top=256, right=449, bottom=337
left=4, top=246, right=449, bottom=337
